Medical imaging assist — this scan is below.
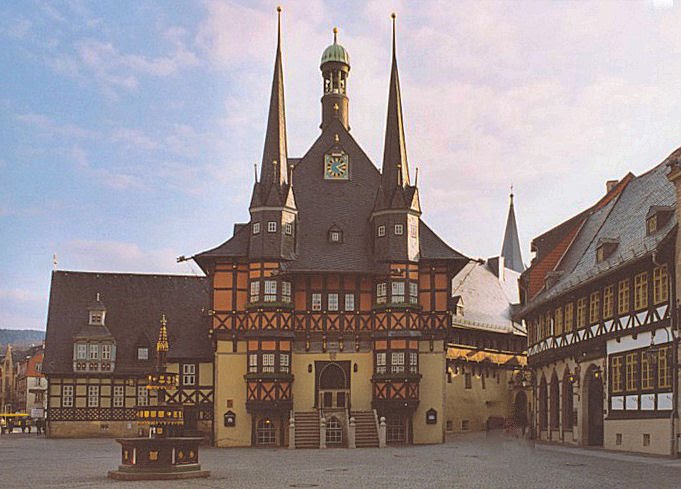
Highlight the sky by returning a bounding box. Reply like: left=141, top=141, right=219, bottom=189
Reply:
left=2, top=0, right=681, bottom=331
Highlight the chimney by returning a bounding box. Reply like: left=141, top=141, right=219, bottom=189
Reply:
left=606, top=180, right=619, bottom=193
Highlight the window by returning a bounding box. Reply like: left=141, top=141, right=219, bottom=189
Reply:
left=262, top=353, right=275, bottom=373
left=392, top=281, right=405, bottom=303
left=611, top=355, right=623, bottom=393
left=256, top=418, right=276, bottom=445
left=464, top=373, right=472, bottom=389
left=409, top=222, right=418, bottom=238
left=76, top=343, right=87, bottom=360
left=62, top=385, right=74, bottom=407
left=267, top=221, right=277, bottom=233
left=461, top=419, right=470, bottom=431
left=376, top=352, right=387, bottom=374
left=408, top=352, right=418, bottom=373
left=564, top=303, right=574, bottom=332
left=538, top=314, right=545, bottom=339
left=376, top=283, right=387, bottom=304
left=659, top=346, right=672, bottom=389
left=409, top=282, right=418, bottom=305
left=252, top=222, right=261, bottom=234
left=634, top=272, right=648, bottom=310
left=89, top=312, right=103, bottom=325
left=282, top=281, right=292, bottom=303
left=330, top=231, right=341, bottom=242
left=101, top=344, right=111, bottom=360
left=616, top=433, right=622, bottom=446
left=377, top=225, right=386, bottom=237
left=394, top=224, right=403, bottom=235
left=87, top=385, right=99, bottom=407
left=312, top=293, right=322, bottom=311
left=89, top=344, right=99, bottom=360
left=137, top=385, right=148, bottom=406
left=182, top=364, right=196, bottom=386
left=641, top=353, right=654, bottom=391
left=647, top=215, right=657, bottom=235
left=653, top=266, right=669, bottom=305
left=386, top=415, right=407, bottom=443
left=391, top=352, right=405, bottom=373
left=603, top=285, right=614, bottom=319
left=35, top=362, right=42, bottom=373
left=113, top=386, right=125, bottom=408
left=250, top=281, right=260, bottom=303
left=137, top=347, right=148, bottom=360
left=626, top=352, right=639, bottom=391
left=328, top=293, right=339, bottom=311
left=285, top=222, right=293, bottom=235
left=264, top=280, right=277, bottom=302
left=326, top=416, right=343, bottom=444
left=589, top=291, right=600, bottom=324
left=643, top=433, right=651, bottom=447
left=248, top=353, right=258, bottom=373
left=596, top=246, right=605, bottom=263
left=576, top=298, right=587, bottom=328
left=344, top=293, right=355, bottom=311
left=280, top=353, right=290, bottom=373
left=618, top=279, right=630, bottom=314
left=554, top=307, right=564, bottom=336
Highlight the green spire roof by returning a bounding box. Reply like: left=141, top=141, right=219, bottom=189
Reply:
left=321, top=27, right=349, bottom=66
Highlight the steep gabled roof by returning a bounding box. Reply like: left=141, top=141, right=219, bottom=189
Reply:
left=419, top=221, right=467, bottom=261
left=43, top=271, right=210, bottom=376
left=501, top=194, right=524, bottom=273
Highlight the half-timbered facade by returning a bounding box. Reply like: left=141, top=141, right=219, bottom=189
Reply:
left=518, top=152, right=680, bottom=455
left=43, top=271, right=214, bottom=438
left=192, top=14, right=469, bottom=448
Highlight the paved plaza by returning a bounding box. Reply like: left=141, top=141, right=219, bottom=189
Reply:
left=1, top=432, right=680, bottom=489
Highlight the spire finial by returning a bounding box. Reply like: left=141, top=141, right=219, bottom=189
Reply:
left=391, top=13, right=397, bottom=57
left=277, top=6, right=282, bottom=46
left=510, top=184, right=514, bottom=203
left=333, top=26, right=338, bottom=43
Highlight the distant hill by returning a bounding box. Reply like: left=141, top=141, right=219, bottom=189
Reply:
left=0, top=329, right=45, bottom=350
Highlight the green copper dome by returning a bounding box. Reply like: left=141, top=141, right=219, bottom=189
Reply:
left=320, top=29, right=349, bottom=66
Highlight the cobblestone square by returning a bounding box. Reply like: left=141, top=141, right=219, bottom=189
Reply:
left=2, top=433, right=680, bottom=489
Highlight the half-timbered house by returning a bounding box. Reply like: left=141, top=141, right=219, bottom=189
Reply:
left=518, top=150, right=681, bottom=455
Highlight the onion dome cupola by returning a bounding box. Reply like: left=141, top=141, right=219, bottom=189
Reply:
left=320, top=27, right=350, bottom=130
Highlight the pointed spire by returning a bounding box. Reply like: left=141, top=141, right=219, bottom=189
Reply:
left=501, top=188, right=525, bottom=273
left=258, top=6, right=288, bottom=192
left=381, top=12, right=410, bottom=189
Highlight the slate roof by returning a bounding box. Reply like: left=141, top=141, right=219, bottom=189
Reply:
left=501, top=195, right=524, bottom=273
left=524, top=153, right=677, bottom=311
left=451, top=260, right=525, bottom=335
left=43, top=271, right=210, bottom=376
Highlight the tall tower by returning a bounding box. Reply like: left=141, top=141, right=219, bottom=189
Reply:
left=501, top=190, right=524, bottom=273
left=248, top=7, right=297, bottom=260
left=372, top=14, right=421, bottom=262
left=320, top=28, right=350, bottom=130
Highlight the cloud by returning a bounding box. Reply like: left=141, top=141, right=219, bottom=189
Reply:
left=0, top=288, right=41, bottom=303
left=62, top=239, right=195, bottom=275
left=16, top=112, right=98, bottom=139
left=69, top=145, right=147, bottom=191
left=110, top=128, right=159, bottom=151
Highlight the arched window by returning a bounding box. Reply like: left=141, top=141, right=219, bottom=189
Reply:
left=326, top=416, right=342, bottom=445
left=538, top=376, right=548, bottom=431
left=562, top=370, right=574, bottom=430
left=550, top=372, right=560, bottom=430
left=256, top=417, right=276, bottom=446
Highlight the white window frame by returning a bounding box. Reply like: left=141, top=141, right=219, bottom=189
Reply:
left=377, top=283, right=387, bottom=304
left=267, top=221, right=277, bottom=233
left=89, top=344, right=99, bottom=360
left=89, top=311, right=102, bottom=325
left=101, top=344, right=111, bottom=360
left=62, top=385, right=74, bottom=407
left=312, top=293, right=322, bottom=311
left=182, top=364, right=196, bottom=386
left=391, top=352, right=405, bottom=373
left=409, top=282, right=418, bottom=305
left=250, top=280, right=260, bottom=303
left=376, top=352, right=387, bottom=374
left=285, top=222, right=293, bottom=235
left=409, top=352, right=418, bottom=373
left=392, top=281, right=405, bottom=304
left=137, top=385, right=149, bottom=406
left=344, top=293, right=355, bottom=311
left=280, top=353, right=290, bottom=373
left=330, top=231, right=341, bottom=242
left=87, top=385, right=99, bottom=407
left=252, top=222, right=261, bottom=234
left=248, top=353, right=258, bottom=373
left=262, top=353, right=275, bottom=373
left=113, top=385, right=125, bottom=407
left=137, top=347, right=149, bottom=360
left=264, top=280, right=277, bottom=302
left=328, top=293, right=339, bottom=311
left=377, top=225, right=386, bottom=237
left=282, top=281, right=292, bottom=303
left=394, top=224, right=404, bottom=235
left=76, top=343, right=87, bottom=360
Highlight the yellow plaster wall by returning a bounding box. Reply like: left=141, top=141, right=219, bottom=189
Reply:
left=49, top=420, right=138, bottom=438
left=412, top=340, right=445, bottom=444
left=604, top=419, right=672, bottom=455
left=214, top=340, right=250, bottom=447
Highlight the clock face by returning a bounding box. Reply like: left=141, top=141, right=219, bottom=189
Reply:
left=324, top=152, right=349, bottom=180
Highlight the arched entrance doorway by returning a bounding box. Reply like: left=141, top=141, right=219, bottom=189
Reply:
left=513, top=390, right=528, bottom=433
left=316, top=361, right=350, bottom=409
left=584, top=365, right=604, bottom=446
left=538, top=376, right=548, bottom=433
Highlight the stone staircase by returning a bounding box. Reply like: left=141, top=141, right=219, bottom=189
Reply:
left=294, top=411, right=320, bottom=449
left=351, top=410, right=379, bottom=448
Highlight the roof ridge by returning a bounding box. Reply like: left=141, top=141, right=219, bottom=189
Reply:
left=54, top=270, right=205, bottom=279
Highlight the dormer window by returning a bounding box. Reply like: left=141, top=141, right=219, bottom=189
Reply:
left=252, top=222, right=261, bottom=234
left=646, top=206, right=673, bottom=236
left=452, top=295, right=464, bottom=316
left=330, top=230, right=341, bottom=242
left=285, top=222, right=293, bottom=235
left=596, top=238, right=619, bottom=263
left=137, top=347, right=149, bottom=360
left=377, top=225, right=386, bottom=237
left=89, top=311, right=103, bottom=325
